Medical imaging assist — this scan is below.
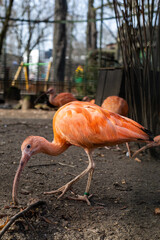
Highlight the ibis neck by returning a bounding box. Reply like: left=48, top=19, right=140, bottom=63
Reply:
left=41, top=138, right=69, bottom=156
left=49, top=93, right=56, bottom=102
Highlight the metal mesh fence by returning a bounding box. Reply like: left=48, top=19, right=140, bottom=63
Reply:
left=0, top=1, right=119, bottom=100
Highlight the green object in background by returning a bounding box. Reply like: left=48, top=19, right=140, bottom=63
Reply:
left=75, top=77, right=83, bottom=83
left=23, top=62, right=48, bottom=66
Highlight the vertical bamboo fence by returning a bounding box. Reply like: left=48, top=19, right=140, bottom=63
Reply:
left=114, top=0, right=160, bottom=135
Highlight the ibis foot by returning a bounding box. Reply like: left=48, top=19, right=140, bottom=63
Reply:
left=67, top=192, right=93, bottom=205
left=44, top=182, right=72, bottom=199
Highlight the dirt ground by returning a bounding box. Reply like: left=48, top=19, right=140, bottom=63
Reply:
left=1, top=108, right=160, bottom=240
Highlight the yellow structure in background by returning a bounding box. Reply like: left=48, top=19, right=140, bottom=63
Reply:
left=11, top=62, right=52, bottom=92
left=11, top=62, right=24, bottom=87
left=44, top=61, right=52, bottom=91
left=23, top=65, right=29, bottom=90
left=11, top=61, right=29, bottom=90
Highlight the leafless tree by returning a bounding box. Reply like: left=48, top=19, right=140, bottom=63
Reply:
left=53, top=0, right=67, bottom=91
left=11, top=0, right=53, bottom=63
left=0, top=0, right=14, bottom=55
left=87, top=0, right=97, bottom=51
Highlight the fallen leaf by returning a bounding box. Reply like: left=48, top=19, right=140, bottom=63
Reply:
left=135, top=157, right=141, bottom=163
left=41, top=216, right=56, bottom=224
left=0, top=217, right=9, bottom=230
left=155, top=208, right=160, bottom=215
left=121, top=179, right=126, bottom=184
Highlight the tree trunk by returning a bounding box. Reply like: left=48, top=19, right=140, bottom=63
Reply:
left=0, top=0, right=14, bottom=98
left=87, top=0, right=97, bottom=51
left=53, top=0, right=67, bottom=92
left=0, top=0, right=14, bottom=55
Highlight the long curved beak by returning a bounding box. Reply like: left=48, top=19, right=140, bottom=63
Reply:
left=12, top=152, right=31, bottom=205
left=34, top=89, right=55, bottom=104
left=34, top=92, right=47, bottom=104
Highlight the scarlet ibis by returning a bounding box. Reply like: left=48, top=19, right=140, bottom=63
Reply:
left=101, top=96, right=131, bottom=156
left=35, top=87, right=77, bottom=108
left=101, top=96, right=128, bottom=116
left=12, top=101, right=154, bottom=205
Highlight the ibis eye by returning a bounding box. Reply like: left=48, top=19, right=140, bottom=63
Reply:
left=27, top=144, right=31, bottom=149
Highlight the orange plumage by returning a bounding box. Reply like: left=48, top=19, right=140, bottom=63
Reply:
left=12, top=101, right=153, bottom=205
left=90, top=99, right=95, bottom=104
left=47, top=88, right=77, bottom=108
left=54, top=102, right=150, bottom=148
left=101, top=96, right=130, bottom=155
left=101, top=96, right=128, bottom=117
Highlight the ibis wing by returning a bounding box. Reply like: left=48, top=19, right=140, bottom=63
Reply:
left=53, top=102, right=152, bottom=148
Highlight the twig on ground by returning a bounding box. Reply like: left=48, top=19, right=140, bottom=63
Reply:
left=0, top=200, right=46, bottom=239
left=28, top=163, right=56, bottom=168
left=58, top=162, right=75, bottom=168
left=23, top=215, right=38, bottom=235
left=66, top=172, right=77, bottom=177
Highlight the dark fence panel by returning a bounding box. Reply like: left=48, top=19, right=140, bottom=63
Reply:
left=95, top=69, right=107, bottom=105
left=96, top=67, right=160, bottom=136
left=95, top=68, right=124, bottom=106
